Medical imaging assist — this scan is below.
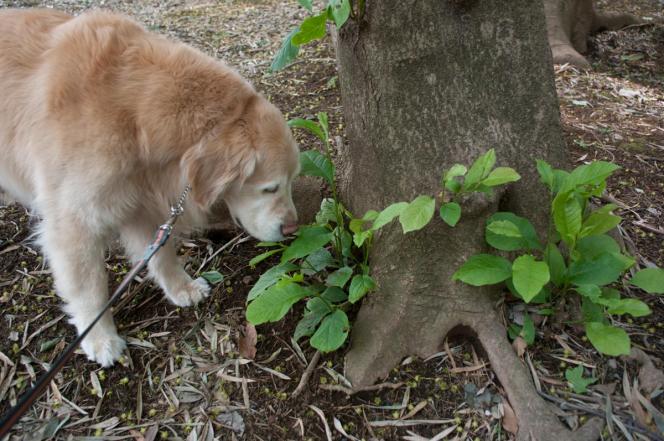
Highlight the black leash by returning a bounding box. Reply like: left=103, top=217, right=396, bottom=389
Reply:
left=0, top=186, right=190, bottom=439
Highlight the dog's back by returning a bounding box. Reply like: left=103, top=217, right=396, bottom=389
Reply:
left=0, top=9, right=72, bottom=204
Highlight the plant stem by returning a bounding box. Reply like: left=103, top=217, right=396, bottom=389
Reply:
left=324, top=136, right=345, bottom=261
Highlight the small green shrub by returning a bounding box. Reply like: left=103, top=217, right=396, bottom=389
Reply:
left=271, top=0, right=353, bottom=71
left=454, top=159, right=664, bottom=355
left=246, top=116, right=518, bottom=352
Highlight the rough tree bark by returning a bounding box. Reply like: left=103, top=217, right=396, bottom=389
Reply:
left=544, top=0, right=641, bottom=69
left=336, top=1, right=603, bottom=439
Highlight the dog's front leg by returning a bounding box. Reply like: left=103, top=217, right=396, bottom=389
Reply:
left=40, top=217, right=126, bottom=366
left=120, top=221, right=210, bottom=307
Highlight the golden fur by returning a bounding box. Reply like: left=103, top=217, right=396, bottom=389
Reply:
left=0, top=9, right=299, bottom=366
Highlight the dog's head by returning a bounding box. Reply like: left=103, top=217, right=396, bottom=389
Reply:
left=182, top=94, right=300, bottom=242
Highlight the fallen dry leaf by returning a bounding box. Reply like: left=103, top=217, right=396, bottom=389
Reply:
left=501, top=400, right=518, bottom=435
left=625, top=348, right=664, bottom=396
left=238, top=322, right=257, bottom=360
left=512, top=336, right=527, bottom=358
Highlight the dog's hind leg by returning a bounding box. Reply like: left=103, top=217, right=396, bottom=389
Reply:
left=119, top=220, right=210, bottom=307
left=40, top=216, right=126, bottom=366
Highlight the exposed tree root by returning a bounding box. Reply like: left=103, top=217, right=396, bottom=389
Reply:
left=544, top=0, right=642, bottom=70
left=474, top=311, right=604, bottom=441
left=345, top=293, right=603, bottom=440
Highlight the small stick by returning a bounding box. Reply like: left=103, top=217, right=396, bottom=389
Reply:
left=319, top=381, right=404, bottom=395
left=291, top=351, right=321, bottom=399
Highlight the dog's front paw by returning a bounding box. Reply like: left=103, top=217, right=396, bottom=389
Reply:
left=80, top=330, right=126, bottom=367
left=166, top=277, right=210, bottom=307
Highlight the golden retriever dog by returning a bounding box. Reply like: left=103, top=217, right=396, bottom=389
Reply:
left=0, top=9, right=299, bottom=366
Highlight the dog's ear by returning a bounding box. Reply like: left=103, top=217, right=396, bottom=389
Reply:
left=182, top=134, right=258, bottom=210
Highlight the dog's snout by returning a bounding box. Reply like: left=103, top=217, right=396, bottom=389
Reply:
left=281, top=222, right=298, bottom=236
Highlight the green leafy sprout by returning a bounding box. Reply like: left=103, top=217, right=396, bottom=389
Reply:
left=453, top=159, right=664, bottom=356
left=272, top=0, right=354, bottom=71
left=245, top=117, right=520, bottom=353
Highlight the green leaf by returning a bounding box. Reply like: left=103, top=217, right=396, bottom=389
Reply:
left=544, top=243, right=567, bottom=287
left=288, top=118, right=326, bottom=143
left=481, top=167, right=521, bottom=187
left=464, top=149, right=496, bottom=189
left=487, top=220, right=522, bottom=238
left=521, top=314, right=535, bottom=345
left=200, top=271, right=224, bottom=285
left=317, top=112, right=329, bottom=140
left=452, top=254, right=512, bottom=286
left=246, top=283, right=312, bottom=324
left=575, top=284, right=602, bottom=301
left=353, top=230, right=372, bottom=248
left=337, top=227, right=353, bottom=258
left=581, top=297, right=605, bottom=323
left=579, top=213, right=621, bottom=238
left=439, top=202, right=461, bottom=227
left=271, top=27, right=300, bottom=71
left=512, top=255, right=550, bottom=303
left=302, top=248, right=335, bottom=274
left=39, top=337, right=62, bottom=353
left=630, top=268, right=664, bottom=294
left=445, top=179, right=462, bottom=193
left=507, top=323, right=521, bottom=340
left=247, top=263, right=298, bottom=301
left=294, top=309, right=328, bottom=341
left=552, top=170, right=570, bottom=194
left=585, top=322, right=630, bottom=356
left=349, top=274, right=376, bottom=303
left=298, top=0, right=313, bottom=12
left=310, top=310, right=349, bottom=352
left=326, top=266, right=353, bottom=288
left=327, top=0, right=351, bottom=27
left=300, top=150, right=334, bottom=185
left=307, top=296, right=332, bottom=315
left=322, top=286, right=347, bottom=303
left=485, top=212, right=542, bottom=251
left=601, top=287, right=621, bottom=301
left=249, top=249, right=282, bottom=267
left=372, top=202, right=408, bottom=231
left=593, top=203, right=619, bottom=215
left=399, top=195, right=435, bottom=233
left=294, top=298, right=331, bottom=341
left=536, top=160, right=555, bottom=191
left=568, top=253, right=625, bottom=286
left=606, top=299, right=651, bottom=317
left=349, top=218, right=365, bottom=234
left=281, top=226, right=333, bottom=262
left=553, top=194, right=582, bottom=247
left=565, top=365, right=597, bottom=394
left=561, top=161, right=620, bottom=193
left=443, top=164, right=467, bottom=186
left=315, top=198, right=338, bottom=225
left=292, top=12, right=328, bottom=46
left=576, top=235, right=620, bottom=259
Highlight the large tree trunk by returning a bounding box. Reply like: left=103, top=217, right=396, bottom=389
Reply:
left=544, top=0, right=641, bottom=69
left=336, top=1, right=602, bottom=439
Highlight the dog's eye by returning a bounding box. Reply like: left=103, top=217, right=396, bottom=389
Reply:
left=263, top=185, right=279, bottom=194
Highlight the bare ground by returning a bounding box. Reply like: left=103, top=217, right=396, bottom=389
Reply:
left=0, top=1, right=662, bottom=440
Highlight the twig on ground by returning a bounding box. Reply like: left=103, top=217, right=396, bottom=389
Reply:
left=450, top=361, right=486, bottom=374
left=537, top=390, right=664, bottom=441
left=292, top=351, right=321, bottom=399
left=319, top=381, right=404, bottom=395
left=308, top=405, right=332, bottom=441
left=196, top=233, right=247, bottom=274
